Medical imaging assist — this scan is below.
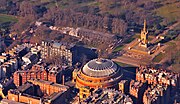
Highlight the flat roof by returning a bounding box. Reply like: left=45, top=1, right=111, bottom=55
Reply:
left=52, top=83, right=69, bottom=89
left=1, top=99, right=25, bottom=104
left=0, top=56, right=7, bottom=59
left=30, top=79, right=53, bottom=85
left=47, top=91, right=64, bottom=101
left=17, top=83, right=33, bottom=92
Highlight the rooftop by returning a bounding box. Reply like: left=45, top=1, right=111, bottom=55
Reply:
left=52, top=83, right=69, bottom=89
left=29, top=79, right=69, bottom=89
left=130, top=80, right=143, bottom=90
left=45, top=91, right=64, bottom=101
left=42, top=40, right=75, bottom=50
left=145, top=85, right=168, bottom=101
left=81, top=89, right=133, bottom=104
left=82, top=58, right=119, bottom=77
left=137, top=66, right=179, bottom=86
left=0, top=56, right=7, bottom=60
left=1, top=99, right=25, bottom=104
left=17, top=83, right=33, bottom=93
left=52, top=42, right=62, bottom=48
left=32, top=79, right=53, bottom=85
left=23, top=52, right=34, bottom=59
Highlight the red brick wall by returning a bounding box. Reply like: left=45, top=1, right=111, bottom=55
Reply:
left=8, top=91, right=19, bottom=102
left=48, top=73, right=57, bottom=83
left=14, top=70, right=48, bottom=86
left=29, top=80, right=66, bottom=96
left=8, top=91, right=40, bottom=104
left=130, top=88, right=138, bottom=98
left=13, top=72, right=20, bottom=86
left=19, top=95, right=40, bottom=104
left=21, top=72, right=27, bottom=85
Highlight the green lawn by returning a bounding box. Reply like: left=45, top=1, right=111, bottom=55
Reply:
left=153, top=52, right=164, bottom=63
left=167, top=41, right=176, bottom=46
left=115, top=62, right=134, bottom=67
left=155, top=2, right=180, bottom=25
left=0, top=14, right=18, bottom=23
left=124, top=37, right=135, bottom=44
left=113, top=45, right=124, bottom=52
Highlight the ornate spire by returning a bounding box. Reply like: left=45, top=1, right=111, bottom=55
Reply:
left=143, top=19, right=147, bottom=32
left=139, top=19, right=149, bottom=47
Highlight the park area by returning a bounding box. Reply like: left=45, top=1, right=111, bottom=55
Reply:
left=0, top=14, right=18, bottom=29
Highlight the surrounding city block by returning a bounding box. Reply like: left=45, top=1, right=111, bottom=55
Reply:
left=0, top=0, right=179, bottom=104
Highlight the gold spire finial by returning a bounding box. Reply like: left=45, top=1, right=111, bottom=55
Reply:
left=140, top=19, right=149, bottom=47
left=143, top=19, right=146, bottom=32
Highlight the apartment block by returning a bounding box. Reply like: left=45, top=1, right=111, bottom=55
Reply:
left=143, top=85, right=170, bottom=104
left=41, top=40, right=77, bottom=66
left=129, top=80, right=147, bottom=104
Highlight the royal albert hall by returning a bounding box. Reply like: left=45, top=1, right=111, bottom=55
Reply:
left=75, top=58, right=123, bottom=89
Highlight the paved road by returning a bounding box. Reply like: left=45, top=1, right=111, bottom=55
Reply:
left=112, top=56, right=148, bottom=67
left=151, top=22, right=180, bottom=43
left=150, top=44, right=168, bottom=60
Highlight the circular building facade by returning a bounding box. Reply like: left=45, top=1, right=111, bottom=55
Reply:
left=75, top=58, right=123, bottom=89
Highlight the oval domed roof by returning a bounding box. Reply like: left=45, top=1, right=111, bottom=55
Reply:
left=82, top=58, right=119, bottom=77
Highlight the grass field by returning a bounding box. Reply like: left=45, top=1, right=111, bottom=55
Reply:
left=166, top=41, right=176, bottom=46
left=0, top=14, right=18, bottom=23
left=115, top=62, right=134, bottom=67
left=0, top=14, right=18, bottom=29
left=155, top=2, right=180, bottom=25
left=153, top=52, right=164, bottom=63
left=113, top=45, right=124, bottom=52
